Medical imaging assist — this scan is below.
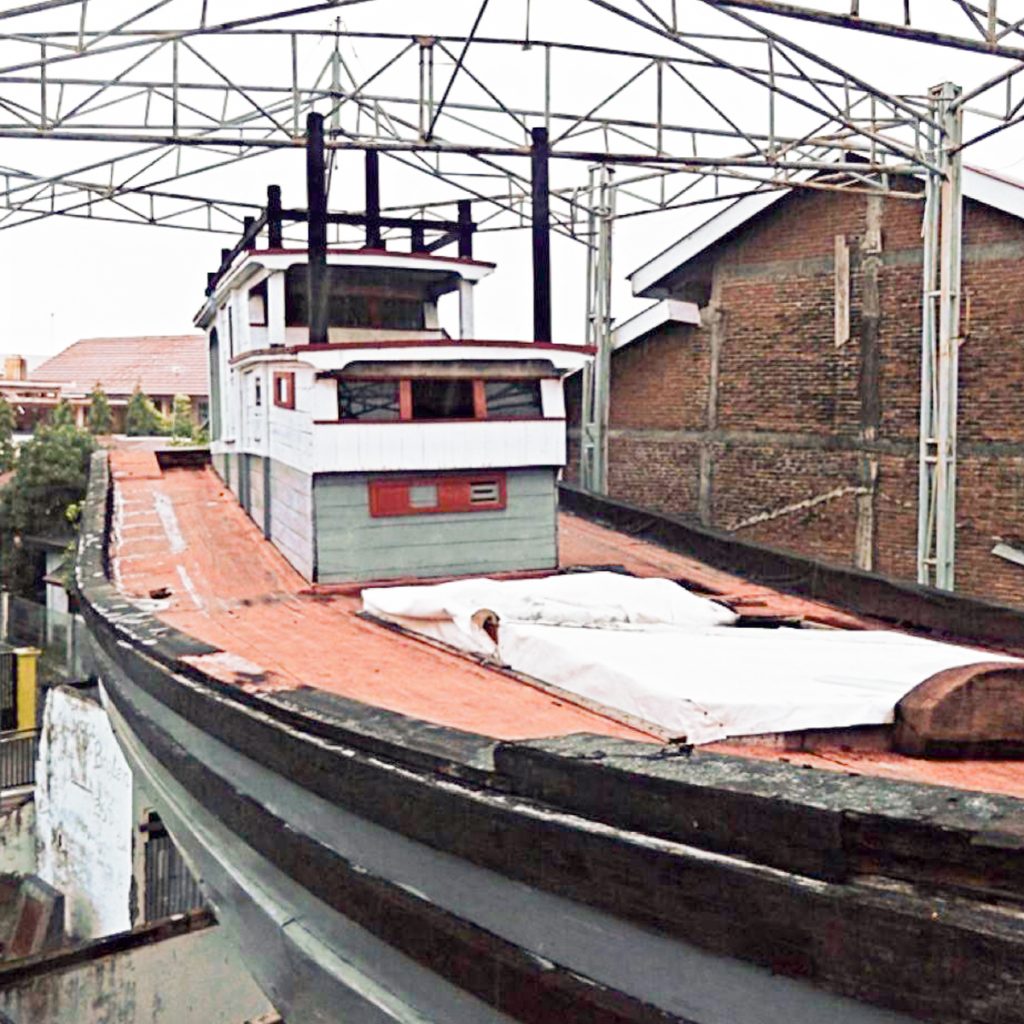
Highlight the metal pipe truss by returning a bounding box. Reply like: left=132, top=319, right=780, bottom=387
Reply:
left=0, top=1, right=1017, bottom=590
left=918, top=83, right=964, bottom=591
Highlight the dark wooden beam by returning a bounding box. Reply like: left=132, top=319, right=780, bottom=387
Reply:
left=306, top=112, right=329, bottom=347
left=365, top=149, right=382, bottom=249
left=457, top=199, right=474, bottom=259
left=531, top=126, right=552, bottom=343
left=266, top=184, right=282, bottom=248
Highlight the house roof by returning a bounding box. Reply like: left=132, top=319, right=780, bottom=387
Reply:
left=611, top=299, right=701, bottom=353
left=629, top=166, right=1024, bottom=299
left=31, top=335, right=208, bottom=397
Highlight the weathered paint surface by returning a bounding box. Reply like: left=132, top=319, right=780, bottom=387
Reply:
left=0, top=798, right=37, bottom=876
left=35, top=686, right=133, bottom=940
left=0, top=922, right=271, bottom=1024
left=314, top=467, right=557, bottom=582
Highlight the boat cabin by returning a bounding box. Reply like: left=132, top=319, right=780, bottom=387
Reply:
left=194, top=133, right=587, bottom=583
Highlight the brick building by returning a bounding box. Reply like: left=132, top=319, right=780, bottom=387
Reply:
left=567, top=167, right=1024, bottom=605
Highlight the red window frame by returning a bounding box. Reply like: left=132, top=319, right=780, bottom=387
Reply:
left=368, top=473, right=507, bottom=517
left=322, top=376, right=550, bottom=424
left=273, top=371, right=295, bottom=409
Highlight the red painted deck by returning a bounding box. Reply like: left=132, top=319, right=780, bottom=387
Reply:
left=108, top=452, right=1024, bottom=795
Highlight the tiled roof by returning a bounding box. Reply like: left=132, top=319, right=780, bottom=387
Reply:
left=31, top=335, right=208, bottom=397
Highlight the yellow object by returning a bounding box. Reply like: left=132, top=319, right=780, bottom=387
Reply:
left=14, top=647, right=40, bottom=732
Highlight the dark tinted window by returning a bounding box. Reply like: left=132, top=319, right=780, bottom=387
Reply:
left=338, top=380, right=401, bottom=421
left=411, top=379, right=475, bottom=420
left=484, top=380, right=543, bottom=418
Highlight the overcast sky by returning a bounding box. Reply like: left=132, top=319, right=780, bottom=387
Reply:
left=1, top=0, right=1022, bottom=365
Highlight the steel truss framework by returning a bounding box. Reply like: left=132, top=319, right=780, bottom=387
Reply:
left=2, top=1, right=1023, bottom=589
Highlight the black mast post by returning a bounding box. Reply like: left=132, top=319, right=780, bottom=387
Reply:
left=457, top=199, right=474, bottom=259
left=365, top=149, right=382, bottom=249
left=306, top=113, right=329, bottom=346
left=266, top=184, right=283, bottom=249
left=530, top=126, right=552, bottom=342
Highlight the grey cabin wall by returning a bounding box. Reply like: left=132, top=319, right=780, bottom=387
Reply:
left=314, top=468, right=558, bottom=583
left=211, top=451, right=314, bottom=580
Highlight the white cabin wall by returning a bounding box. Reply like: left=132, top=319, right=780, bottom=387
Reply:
left=267, top=271, right=286, bottom=345
left=541, top=378, right=565, bottom=418
left=312, top=419, right=566, bottom=474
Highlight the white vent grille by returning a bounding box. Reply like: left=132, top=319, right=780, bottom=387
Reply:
left=469, top=481, right=500, bottom=504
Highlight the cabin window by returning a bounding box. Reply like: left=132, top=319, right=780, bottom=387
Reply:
left=249, top=280, right=268, bottom=327
left=484, top=380, right=543, bottom=418
left=369, top=474, right=507, bottom=517
left=284, top=266, right=426, bottom=330
left=410, top=378, right=475, bottom=420
left=254, top=376, right=262, bottom=407
left=338, top=380, right=401, bottom=421
left=273, top=372, right=295, bottom=409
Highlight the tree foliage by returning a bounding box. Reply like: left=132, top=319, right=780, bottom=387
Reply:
left=171, top=393, right=192, bottom=439
left=125, top=387, right=165, bottom=436
left=87, top=383, right=113, bottom=435
left=49, top=398, right=75, bottom=428
left=0, top=420, right=94, bottom=597
left=0, top=395, right=15, bottom=472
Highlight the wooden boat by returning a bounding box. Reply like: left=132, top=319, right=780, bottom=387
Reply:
left=76, top=116, right=1024, bottom=1024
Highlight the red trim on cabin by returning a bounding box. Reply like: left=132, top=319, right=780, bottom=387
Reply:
left=368, top=473, right=507, bottom=518
left=272, top=371, right=296, bottom=409
left=314, top=416, right=564, bottom=426
left=472, top=379, right=487, bottom=419
left=398, top=379, right=413, bottom=421
left=230, top=339, right=596, bottom=366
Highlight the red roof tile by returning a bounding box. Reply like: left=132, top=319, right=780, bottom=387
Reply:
left=31, top=335, right=208, bottom=398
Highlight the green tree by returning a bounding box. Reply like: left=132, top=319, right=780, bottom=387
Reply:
left=49, top=397, right=75, bottom=428
left=125, top=387, right=165, bottom=436
left=0, top=420, right=94, bottom=597
left=86, top=383, right=113, bottom=435
left=0, top=395, right=15, bottom=472
left=171, top=393, right=193, bottom=439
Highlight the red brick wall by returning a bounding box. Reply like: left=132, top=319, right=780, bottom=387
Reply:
left=578, top=186, right=1024, bottom=605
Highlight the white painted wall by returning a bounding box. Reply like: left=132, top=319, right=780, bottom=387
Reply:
left=35, top=687, right=133, bottom=940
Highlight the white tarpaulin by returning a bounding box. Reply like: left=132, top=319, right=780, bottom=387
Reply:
left=362, top=573, right=1018, bottom=743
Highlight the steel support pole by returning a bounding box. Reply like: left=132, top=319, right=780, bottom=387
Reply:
left=917, top=82, right=963, bottom=590
left=580, top=164, right=615, bottom=493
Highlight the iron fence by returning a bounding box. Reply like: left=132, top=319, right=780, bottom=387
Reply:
left=0, top=729, right=38, bottom=789
left=144, top=824, right=205, bottom=923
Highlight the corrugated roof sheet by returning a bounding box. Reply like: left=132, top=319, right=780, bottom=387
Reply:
left=31, top=335, right=208, bottom=397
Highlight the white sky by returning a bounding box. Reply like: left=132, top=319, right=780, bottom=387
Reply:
left=1, top=0, right=1023, bottom=363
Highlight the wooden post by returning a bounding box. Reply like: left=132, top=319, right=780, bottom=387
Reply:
left=243, top=216, right=256, bottom=250
left=531, top=127, right=552, bottom=342
left=411, top=222, right=425, bottom=252
left=365, top=150, right=382, bottom=249
left=267, top=184, right=283, bottom=248
left=306, top=113, right=329, bottom=346
left=457, top=199, right=474, bottom=258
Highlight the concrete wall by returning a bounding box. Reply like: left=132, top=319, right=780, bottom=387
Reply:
left=0, top=799, right=36, bottom=876
left=574, top=187, right=1024, bottom=605
left=314, top=468, right=557, bottom=582
left=35, top=686, right=133, bottom=941
left=0, top=919, right=272, bottom=1024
